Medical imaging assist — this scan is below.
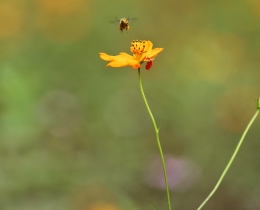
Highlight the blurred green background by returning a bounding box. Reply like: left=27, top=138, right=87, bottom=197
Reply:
left=0, top=0, right=260, bottom=209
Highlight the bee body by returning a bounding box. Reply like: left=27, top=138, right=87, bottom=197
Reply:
left=119, top=18, right=130, bottom=33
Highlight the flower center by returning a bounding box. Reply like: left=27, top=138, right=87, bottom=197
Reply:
left=130, top=40, right=148, bottom=60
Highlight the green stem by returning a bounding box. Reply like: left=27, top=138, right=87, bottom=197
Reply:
left=197, top=109, right=260, bottom=210
left=138, top=68, right=172, bottom=210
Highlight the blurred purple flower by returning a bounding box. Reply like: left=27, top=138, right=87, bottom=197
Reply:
left=144, top=155, right=201, bottom=192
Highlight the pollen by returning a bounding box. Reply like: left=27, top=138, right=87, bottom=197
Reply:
left=130, top=40, right=148, bottom=55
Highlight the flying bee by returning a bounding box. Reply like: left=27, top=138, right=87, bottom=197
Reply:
left=119, top=18, right=130, bottom=33
left=110, top=17, right=137, bottom=33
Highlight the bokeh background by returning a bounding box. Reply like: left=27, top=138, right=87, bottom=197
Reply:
left=0, top=0, right=260, bottom=209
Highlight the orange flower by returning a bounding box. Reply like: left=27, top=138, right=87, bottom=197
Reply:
left=99, top=40, right=163, bottom=69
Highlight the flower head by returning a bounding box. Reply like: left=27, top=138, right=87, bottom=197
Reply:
left=100, top=40, right=163, bottom=69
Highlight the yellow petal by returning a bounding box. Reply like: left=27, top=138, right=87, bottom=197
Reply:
left=126, top=59, right=141, bottom=69
left=106, top=54, right=129, bottom=67
left=100, top=52, right=140, bottom=68
left=143, top=48, right=164, bottom=61
left=100, top=53, right=127, bottom=67
left=145, top=41, right=153, bottom=51
left=106, top=60, right=129, bottom=67
left=100, top=53, right=114, bottom=61
left=119, top=52, right=135, bottom=59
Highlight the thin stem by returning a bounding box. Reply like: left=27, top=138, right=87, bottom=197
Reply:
left=197, top=109, right=260, bottom=210
left=149, top=199, right=159, bottom=210
left=138, top=68, right=172, bottom=210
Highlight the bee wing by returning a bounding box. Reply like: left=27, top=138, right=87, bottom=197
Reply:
left=127, top=17, right=138, bottom=22
left=110, top=17, right=120, bottom=26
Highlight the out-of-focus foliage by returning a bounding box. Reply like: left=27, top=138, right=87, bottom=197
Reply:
left=0, top=0, right=260, bottom=209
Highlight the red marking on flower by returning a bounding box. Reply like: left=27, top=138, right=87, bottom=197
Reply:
left=145, top=60, right=153, bottom=70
